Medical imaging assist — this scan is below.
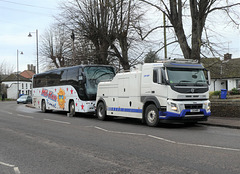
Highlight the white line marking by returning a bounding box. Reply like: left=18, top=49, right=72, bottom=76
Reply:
left=14, top=167, right=21, bottom=174
left=0, top=161, right=15, bottom=167
left=148, top=135, right=176, bottom=144
left=93, top=126, right=240, bottom=152
left=94, top=126, right=108, bottom=132
left=44, top=119, right=71, bottom=125
left=0, top=111, right=13, bottom=115
left=17, top=114, right=34, bottom=119
left=0, top=161, right=21, bottom=174
left=177, top=142, right=240, bottom=152
left=149, top=135, right=240, bottom=152
left=94, top=126, right=146, bottom=136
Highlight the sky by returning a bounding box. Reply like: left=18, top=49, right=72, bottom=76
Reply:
left=0, top=0, right=60, bottom=73
left=0, top=0, right=240, bottom=74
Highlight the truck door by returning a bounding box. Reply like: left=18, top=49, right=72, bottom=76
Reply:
left=152, top=68, right=168, bottom=106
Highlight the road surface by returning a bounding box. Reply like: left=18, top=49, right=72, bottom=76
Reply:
left=1, top=101, right=240, bottom=174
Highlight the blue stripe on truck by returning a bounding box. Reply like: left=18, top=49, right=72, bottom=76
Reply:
left=108, top=107, right=142, bottom=113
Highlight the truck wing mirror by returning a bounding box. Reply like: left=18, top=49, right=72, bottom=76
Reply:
left=207, top=70, right=211, bottom=85
left=204, top=69, right=211, bottom=85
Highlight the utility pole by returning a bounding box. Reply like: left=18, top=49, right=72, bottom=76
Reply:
left=71, top=30, right=76, bottom=65
left=163, top=13, right=167, bottom=60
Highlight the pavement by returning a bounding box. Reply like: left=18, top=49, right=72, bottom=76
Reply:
left=200, top=116, right=240, bottom=129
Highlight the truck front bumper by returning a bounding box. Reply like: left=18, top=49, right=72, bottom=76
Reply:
left=159, top=109, right=211, bottom=122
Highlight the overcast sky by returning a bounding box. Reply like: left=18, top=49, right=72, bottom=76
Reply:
left=0, top=0, right=240, bottom=74
left=0, top=0, right=60, bottom=73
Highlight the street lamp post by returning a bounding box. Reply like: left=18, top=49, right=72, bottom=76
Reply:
left=17, top=49, right=23, bottom=98
left=28, top=29, right=39, bottom=74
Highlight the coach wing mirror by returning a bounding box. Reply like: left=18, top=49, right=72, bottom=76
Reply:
left=79, top=72, right=86, bottom=83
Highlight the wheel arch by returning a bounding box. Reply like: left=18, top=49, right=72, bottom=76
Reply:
left=142, top=96, right=161, bottom=121
left=96, top=97, right=107, bottom=110
left=68, top=99, right=74, bottom=111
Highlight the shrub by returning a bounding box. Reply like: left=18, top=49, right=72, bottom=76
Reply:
left=212, top=91, right=221, bottom=96
left=229, top=88, right=240, bottom=95
left=209, top=91, right=221, bottom=98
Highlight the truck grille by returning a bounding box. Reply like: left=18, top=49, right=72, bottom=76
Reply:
left=185, top=104, right=202, bottom=109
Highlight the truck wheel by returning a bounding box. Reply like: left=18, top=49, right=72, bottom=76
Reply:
left=69, top=101, right=75, bottom=117
left=145, top=104, right=159, bottom=127
left=97, top=102, right=107, bottom=120
left=41, top=100, right=47, bottom=113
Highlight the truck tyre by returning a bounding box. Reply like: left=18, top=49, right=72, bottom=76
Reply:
left=41, top=100, right=47, bottom=113
left=145, top=104, right=159, bottom=127
left=69, top=101, right=75, bottom=117
left=97, top=102, right=107, bottom=120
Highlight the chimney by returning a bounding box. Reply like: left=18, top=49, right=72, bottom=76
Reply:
left=27, top=64, right=30, bottom=71
left=224, top=53, right=232, bottom=61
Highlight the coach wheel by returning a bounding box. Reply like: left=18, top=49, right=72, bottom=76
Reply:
left=97, top=102, right=106, bottom=120
left=145, top=104, right=159, bottom=127
left=41, top=100, right=47, bottom=113
left=69, top=101, right=75, bottom=117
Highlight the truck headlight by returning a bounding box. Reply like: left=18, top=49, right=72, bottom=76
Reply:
left=204, top=102, right=210, bottom=111
left=171, top=103, right=178, bottom=111
left=207, top=103, right=211, bottom=111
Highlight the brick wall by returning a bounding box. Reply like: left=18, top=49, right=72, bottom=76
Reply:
left=210, top=99, right=240, bottom=117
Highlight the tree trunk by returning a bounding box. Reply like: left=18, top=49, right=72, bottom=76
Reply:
left=119, top=35, right=130, bottom=70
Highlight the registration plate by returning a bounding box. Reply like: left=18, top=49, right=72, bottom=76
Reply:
left=190, top=109, right=200, bottom=112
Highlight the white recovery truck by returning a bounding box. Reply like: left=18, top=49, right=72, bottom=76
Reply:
left=96, top=59, right=211, bottom=126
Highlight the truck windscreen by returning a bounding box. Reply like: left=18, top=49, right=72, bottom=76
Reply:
left=167, top=68, right=207, bottom=86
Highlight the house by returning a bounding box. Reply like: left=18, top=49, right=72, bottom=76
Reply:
left=20, top=64, right=36, bottom=79
left=201, top=54, right=240, bottom=92
left=2, top=64, right=36, bottom=99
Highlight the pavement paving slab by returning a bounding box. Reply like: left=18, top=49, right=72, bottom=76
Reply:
left=200, top=117, right=240, bottom=129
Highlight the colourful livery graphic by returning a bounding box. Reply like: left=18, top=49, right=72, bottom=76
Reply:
left=32, top=65, right=115, bottom=116
left=34, top=86, right=89, bottom=113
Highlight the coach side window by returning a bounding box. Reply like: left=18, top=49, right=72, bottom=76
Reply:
left=47, top=72, right=61, bottom=86
left=67, top=68, right=78, bottom=87
left=60, top=70, right=68, bottom=85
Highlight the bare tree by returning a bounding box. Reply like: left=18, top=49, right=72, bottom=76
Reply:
left=40, top=25, right=72, bottom=69
left=0, top=60, right=15, bottom=75
left=56, top=0, right=145, bottom=70
left=140, top=0, right=240, bottom=62
left=58, top=0, right=117, bottom=65
left=110, top=0, right=142, bottom=70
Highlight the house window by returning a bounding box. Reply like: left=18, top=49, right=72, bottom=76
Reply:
left=22, top=83, right=24, bottom=89
left=237, top=80, right=240, bottom=89
left=26, top=83, right=28, bottom=89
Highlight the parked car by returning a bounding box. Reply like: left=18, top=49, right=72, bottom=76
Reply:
left=17, top=95, right=32, bottom=104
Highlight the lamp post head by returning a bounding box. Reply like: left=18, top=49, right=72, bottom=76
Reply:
left=28, top=33, right=32, bottom=37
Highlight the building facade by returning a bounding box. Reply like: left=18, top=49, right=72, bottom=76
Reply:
left=202, top=54, right=240, bottom=92
left=2, top=64, right=35, bottom=99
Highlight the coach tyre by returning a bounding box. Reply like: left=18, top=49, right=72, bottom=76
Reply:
left=69, top=101, right=75, bottom=116
left=41, top=100, right=47, bottom=113
left=145, top=104, right=159, bottom=127
left=97, top=102, right=106, bottom=120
